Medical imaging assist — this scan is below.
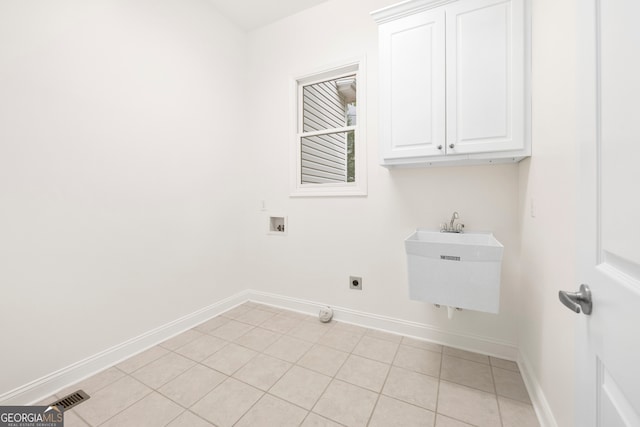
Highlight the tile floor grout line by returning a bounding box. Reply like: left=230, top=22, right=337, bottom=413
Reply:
left=438, top=379, right=507, bottom=427
left=69, top=409, right=92, bottom=427
left=436, top=351, right=515, bottom=398
left=154, top=381, right=213, bottom=415
left=91, top=376, right=154, bottom=427
left=491, top=365, right=534, bottom=404
left=157, top=361, right=226, bottom=402
left=305, top=411, right=349, bottom=427
left=258, top=304, right=523, bottom=424
left=128, top=364, right=224, bottom=424
left=392, top=345, right=442, bottom=380
left=304, top=375, right=340, bottom=425
left=491, top=363, right=507, bottom=427
left=196, top=342, right=249, bottom=375
left=433, top=340, right=444, bottom=422
left=435, top=379, right=501, bottom=398
left=335, top=337, right=400, bottom=367
left=137, top=333, right=243, bottom=422
left=441, top=411, right=484, bottom=427
left=183, top=375, right=231, bottom=417
left=162, top=407, right=187, bottom=427
left=228, top=388, right=266, bottom=426
left=238, top=306, right=455, bottom=424
left=305, top=321, right=366, bottom=426
left=230, top=314, right=338, bottom=426
left=378, top=392, right=442, bottom=418
left=50, top=302, right=537, bottom=427
left=118, top=347, right=170, bottom=376
left=184, top=409, right=217, bottom=427
left=57, top=365, right=127, bottom=407
left=364, top=334, right=403, bottom=427
left=53, top=306, right=301, bottom=425
left=160, top=328, right=205, bottom=352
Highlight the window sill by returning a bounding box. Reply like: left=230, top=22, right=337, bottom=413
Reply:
left=289, top=183, right=367, bottom=198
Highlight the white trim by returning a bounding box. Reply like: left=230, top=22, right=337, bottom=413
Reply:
left=247, top=290, right=518, bottom=360
left=3, top=288, right=532, bottom=406
left=297, top=69, right=359, bottom=90
left=0, top=290, right=250, bottom=406
left=371, top=0, right=458, bottom=24
left=518, top=350, right=559, bottom=427
left=290, top=57, right=368, bottom=198
left=299, top=126, right=356, bottom=139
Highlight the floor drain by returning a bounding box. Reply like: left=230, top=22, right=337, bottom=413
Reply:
left=50, top=390, right=90, bottom=412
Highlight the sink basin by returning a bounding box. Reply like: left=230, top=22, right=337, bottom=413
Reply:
left=405, top=229, right=504, bottom=313
left=405, top=229, right=504, bottom=260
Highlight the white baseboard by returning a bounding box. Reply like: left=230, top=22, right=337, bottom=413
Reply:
left=0, top=290, right=250, bottom=406
left=2, top=288, right=526, bottom=406
left=518, top=350, right=558, bottom=427
left=248, top=290, right=519, bottom=360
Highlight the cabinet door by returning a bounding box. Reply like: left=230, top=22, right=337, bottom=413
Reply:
left=446, top=0, right=524, bottom=154
left=379, top=9, right=445, bottom=160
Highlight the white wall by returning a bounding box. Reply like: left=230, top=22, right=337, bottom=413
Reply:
left=0, top=1, right=579, bottom=424
left=0, top=0, right=247, bottom=395
left=518, top=0, right=577, bottom=425
left=246, top=0, right=522, bottom=351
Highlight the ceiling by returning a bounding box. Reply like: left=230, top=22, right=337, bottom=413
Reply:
left=207, top=0, right=329, bottom=32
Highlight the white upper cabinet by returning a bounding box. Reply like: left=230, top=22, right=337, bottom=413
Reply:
left=379, top=9, right=446, bottom=160
left=446, top=0, right=525, bottom=155
left=373, top=0, right=530, bottom=167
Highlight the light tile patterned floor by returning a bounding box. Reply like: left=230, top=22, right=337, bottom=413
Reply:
left=41, top=302, right=540, bottom=427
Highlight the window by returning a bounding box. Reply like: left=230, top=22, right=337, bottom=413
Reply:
left=291, top=61, right=367, bottom=197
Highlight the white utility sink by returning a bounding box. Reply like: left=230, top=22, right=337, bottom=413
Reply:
left=405, top=229, right=504, bottom=313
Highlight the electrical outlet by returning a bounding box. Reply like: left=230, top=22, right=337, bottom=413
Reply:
left=350, top=276, right=362, bottom=290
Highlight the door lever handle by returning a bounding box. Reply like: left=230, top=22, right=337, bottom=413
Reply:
left=558, top=284, right=593, bottom=315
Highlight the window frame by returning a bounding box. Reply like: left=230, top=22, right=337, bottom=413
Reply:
left=290, top=59, right=367, bottom=197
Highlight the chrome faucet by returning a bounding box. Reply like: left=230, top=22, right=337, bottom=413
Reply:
left=449, top=211, right=459, bottom=229
left=441, top=211, right=464, bottom=233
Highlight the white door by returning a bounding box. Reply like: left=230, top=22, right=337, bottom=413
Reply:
left=574, top=0, right=640, bottom=425
left=378, top=9, right=445, bottom=160
left=445, top=0, right=524, bottom=155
